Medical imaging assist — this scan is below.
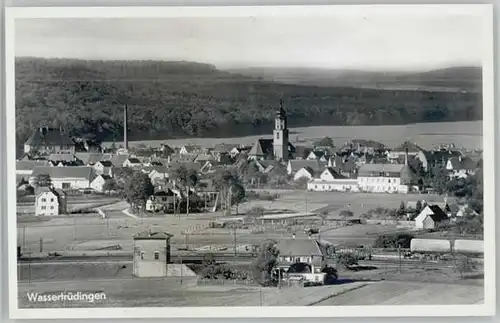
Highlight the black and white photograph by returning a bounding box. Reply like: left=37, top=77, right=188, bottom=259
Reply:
left=5, top=5, right=495, bottom=318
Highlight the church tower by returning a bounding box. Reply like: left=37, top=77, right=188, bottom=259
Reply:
left=273, top=98, right=289, bottom=162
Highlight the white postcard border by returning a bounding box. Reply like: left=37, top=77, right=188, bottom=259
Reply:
left=5, top=4, right=496, bottom=319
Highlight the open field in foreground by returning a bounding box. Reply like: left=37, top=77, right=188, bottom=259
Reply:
left=17, top=190, right=447, bottom=254
left=315, top=281, right=484, bottom=305
left=18, top=279, right=368, bottom=308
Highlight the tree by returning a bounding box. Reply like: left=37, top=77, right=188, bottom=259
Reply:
left=102, top=180, right=118, bottom=194
left=416, top=200, right=423, bottom=214
left=214, top=169, right=241, bottom=214
left=231, top=183, right=246, bottom=214
left=398, top=201, right=406, bottom=216
left=429, top=166, right=450, bottom=194
left=172, top=165, right=199, bottom=216
left=33, top=174, right=51, bottom=188
left=314, top=136, right=334, bottom=148
left=124, top=171, right=154, bottom=212
left=339, top=210, right=354, bottom=218
left=251, top=240, right=279, bottom=286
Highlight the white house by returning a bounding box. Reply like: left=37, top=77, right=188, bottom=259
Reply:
left=35, top=187, right=67, bottom=216
left=307, top=178, right=359, bottom=192
left=123, top=158, right=142, bottom=168
left=306, top=151, right=328, bottom=163
left=93, top=160, right=114, bottom=176
left=30, top=166, right=96, bottom=190
left=179, top=145, right=202, bottom=156
left=293, top=167, right=315, bottom=181
left=149, top=167, right=169, bottom=184
left=414, top=205, right=449, bottom=229
left=90, top=175, right=114, bottom=193
left=357, top=162, right=417, bottom=194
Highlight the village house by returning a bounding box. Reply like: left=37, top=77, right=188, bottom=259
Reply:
left=35, top=187, right=67, bottom=216
left=148, top=166, right=170, bottom=184
left=110, top=154, right=130, bottom=168
left=90, top=174, right=114, bottom=193
left=30, top=166, right=96, bottom=190
left=386, top=141, right=423, bottom=162
left=133, top=230, right=173, bottom=278
left=123, top=157, right=143, bottom=168
left=414, top=205, right=449, bottom=229
left=357, top=158, right=418, bottom=194
left=24, top=126, right=76, bottom=155
left=16, top=160, right=51, bottom=181
left=276, top=238, right=328, bottom=276
left=287, top=160, right=325, bottom=176
left=145, top=190, right=176, bottom=212
left=74, top=152, right=112, bottom=166
left=306, top=150, right=329, bottom=163
left=307, top=167, right=360, bottom=192
left=446, top=156, right=477, bottom=178
left=93, top=160, right=114, bottom=176
left=293, top=167, right=315, bottom=182
left=179, top=144, right=203, bottom=156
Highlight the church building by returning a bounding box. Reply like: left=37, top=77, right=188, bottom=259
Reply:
left=248, top=99, right=295, bottom=162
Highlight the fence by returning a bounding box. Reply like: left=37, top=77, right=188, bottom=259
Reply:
left=197, top=278, right=257, bottom=286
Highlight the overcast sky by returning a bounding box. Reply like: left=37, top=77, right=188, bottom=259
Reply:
left=15, top=13, right=485, bottom=71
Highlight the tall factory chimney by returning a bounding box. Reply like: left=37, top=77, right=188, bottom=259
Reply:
left=123, top=104, right=129, bottom=151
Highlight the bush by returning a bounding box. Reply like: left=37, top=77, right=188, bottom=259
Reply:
left=336, top=252, right=358, bottom=270
left=373, top=233, right=414, bottom=249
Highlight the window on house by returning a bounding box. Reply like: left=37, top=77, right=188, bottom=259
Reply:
left=62, top=183, right=70, bottom=189
left=41, top=198, right=46, bottom=202
left=41, top=206, right=46, bottom=210
left=276, top=132, right=280, bottom=139
left=154, top=251, right=160, bottom=260
left=50, top=198, right=54, bottom=202
left=50, top=206, right=54, bottom=210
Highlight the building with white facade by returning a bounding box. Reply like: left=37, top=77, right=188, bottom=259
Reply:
left=30, top=166, right=96, bottom=190
left=35, top=187, right=67, bottom=216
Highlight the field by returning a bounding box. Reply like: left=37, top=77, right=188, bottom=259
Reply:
left=17, top=190, right=449, bottom=254
left=315, top=281, right=484, bottom=305
left=18, top=278, right=369, bottom=308
left=17, top=190, right=447, bottom=254
left=109, top=120, right=483, bottom=150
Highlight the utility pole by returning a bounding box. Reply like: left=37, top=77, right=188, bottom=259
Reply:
left=398, top=244, right=402, bottom=273
left=22, top=225, right=26, bottom=252
left=180, top=253, right=183, bottom=285
left=233, top=226, right=237, bottom=258
left=39, top=237, right=43, bottom=253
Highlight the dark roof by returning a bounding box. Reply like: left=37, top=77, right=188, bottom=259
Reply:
left=459, top=157, right=477, bottom=170
left=133, top=231, right=173, bottom=240
left=25, top=127, right=74, bottom=147
left=249, top=139, right=274, bottom=157
left=323, top=167, right=346, bottom=179
left=213, top=143, right=238, bottom=154
left=98, top=160, right=113, bottom=167
left=400, top=164, right=417, bottom=185
left=358, top=163, right=404, bottom=177
left=16, top=160, right=51, bottom=171
left=127, top=158, right=142, bottom=164
left=427, top=205, right=449, bottom=222
left=288, top=160, right=325, bottom=173
left=277, top=239, right=324, bottom=257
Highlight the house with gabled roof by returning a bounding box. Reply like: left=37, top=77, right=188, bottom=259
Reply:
left=24, top=126, right=75, bottom=155
left=179, top=144, right=202, bottom=156
left=446, top=156, right=477, bottom=178
left=287, top=160, right=325, bottom=176
left=16, top=160, right=51, bottom=179
left=35, top=187, right=67, bottom=216
left=90, top=174, right=114, bottom=193
left=414, top=205, right=449, bottom=229
left=293, top=167, right=315, bottom=182
left=30, top=166, right=96, bottom=190
left=357, top=159, right=418, bottom=194
left=306, top=150, right=329, bottom=163
left=93, top=160, right=114, bottom=177
left=276, top=239, right=327, bottom=274
left=123, top=157, right=143, bottom=168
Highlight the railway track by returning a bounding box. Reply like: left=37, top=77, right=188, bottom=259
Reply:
left=18, top=253, right=461, bottom=269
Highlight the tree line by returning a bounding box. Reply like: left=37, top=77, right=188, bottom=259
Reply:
left=15, top=58, right=482, bottom=153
